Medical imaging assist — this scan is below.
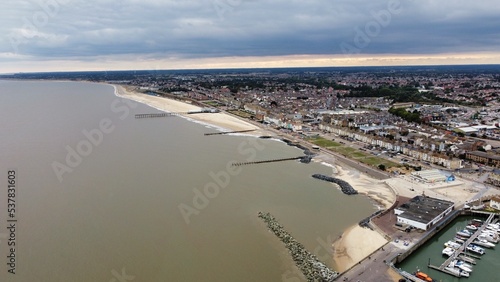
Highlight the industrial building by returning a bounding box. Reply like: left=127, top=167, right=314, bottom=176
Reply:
left=411, top=169, right=451, bottom=183
left=394, top=196, right=455, bottom=231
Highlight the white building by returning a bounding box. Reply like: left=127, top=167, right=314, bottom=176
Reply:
left=394, top=196, right=455, bottom=230
left=490, top=197, right=500, bottom=211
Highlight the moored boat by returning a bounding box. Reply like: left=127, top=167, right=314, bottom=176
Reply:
left=445, top=261, right=470, bottom=278
left=457, top=229, right=473, bottom=237
left=473, top=238, right=495, bottom=248
left=466, top=244, right=485, bottom=255
left=466, top=225, right=478, bottom=231
left=454, top=260, right=473, bottom=273
left=442, top=247, right=455, bottom=257
left=454, top=237, right=465, bottom=244
left=444, top=240, right=461, bottom=249
left=415, top=271, right=434, bottom=282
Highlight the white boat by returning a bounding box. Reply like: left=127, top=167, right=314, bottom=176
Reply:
left=477, top=233, right=498, bottom=244
left=466, top=225, right=478, bottom=231
left=466, top=244, right=485, bottom=255
left=472, top=219, right=483, bottom=224
left=454, top=237, right=465, bottom=244
left=457, top=229, right=473, bottom=237
left=488, top=223, right=500, bottom=229
left=442, top=247, right=455, bottom=257
left=445, top=265, right=461, bottom=276
left=446, top=261, right=470, bottom=277
left=454, top=260, right=473, bottom=273
left=486, top=225, right=500, bottom=233
left=482, top=229, right=498, bottom=236
left=473, top=238, right=495, bottom=248
left=444, top=240, right=461, bottom=249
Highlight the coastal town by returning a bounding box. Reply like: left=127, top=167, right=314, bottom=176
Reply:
left=3, top=66, right=500, bottom=281
left=116, top=66, right=500, bottom=282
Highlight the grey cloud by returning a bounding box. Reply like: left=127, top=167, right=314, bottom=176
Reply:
left=1, top=0, right=499, bottom=63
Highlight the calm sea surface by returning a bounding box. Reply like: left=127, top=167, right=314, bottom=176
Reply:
left=0, top=81, right=376, bottom=281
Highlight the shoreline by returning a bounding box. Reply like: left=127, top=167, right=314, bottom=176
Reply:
left=110, top=83, right=396, bottom=273
left=112, top=84, right=268, bottom=136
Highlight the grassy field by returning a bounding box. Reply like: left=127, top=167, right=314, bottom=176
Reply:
left=308, top=136, right=400, bottom=169
left=227, top=109, right=253, bottom=118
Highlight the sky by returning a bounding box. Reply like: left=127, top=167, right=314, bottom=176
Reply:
left=1, top=0, right=500, bottom=73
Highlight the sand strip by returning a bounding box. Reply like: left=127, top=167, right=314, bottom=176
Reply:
left=112, top=84, right=267, bottom=135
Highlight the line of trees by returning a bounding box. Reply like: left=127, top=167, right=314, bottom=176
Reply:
left=388, top=107, right=421, bottom=123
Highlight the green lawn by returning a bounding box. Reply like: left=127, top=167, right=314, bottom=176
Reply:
left=308, top=136, right=400, bottom=169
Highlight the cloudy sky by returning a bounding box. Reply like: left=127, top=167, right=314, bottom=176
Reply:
left=1, top=0, right=500, bottom=73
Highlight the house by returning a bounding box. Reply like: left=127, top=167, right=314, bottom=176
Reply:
left=466, top=151, right=500, bottom=168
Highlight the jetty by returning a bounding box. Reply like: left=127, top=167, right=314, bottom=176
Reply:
left=135, top=112, right=181, bottom=119
left=204, top=129, right=256, bottom=136
left=232, top=156, right=307, bottom=166
left=428, top=213, right=495, bottom=277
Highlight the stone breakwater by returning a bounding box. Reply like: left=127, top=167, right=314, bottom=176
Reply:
left=258, top=212, right=338, bottom=282
left=312, top=174, right=358, bottom=195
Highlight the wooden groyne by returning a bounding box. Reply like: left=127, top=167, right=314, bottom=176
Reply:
left=204, top=129, right=256, bottom=136
left=232, top=156, right=306, bottom=166
left=135, top=113, right=182, bottom=119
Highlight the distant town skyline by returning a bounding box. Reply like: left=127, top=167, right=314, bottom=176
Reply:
left=2, top=0, right=500, bottom=73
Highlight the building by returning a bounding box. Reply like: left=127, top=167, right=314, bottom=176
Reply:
left=465, top=151, right=500, bottom=168
left=490, top=197, right=500, bottom=211
left=394, top=196, right=455, bottom=230
left=411, top=169, right=447, bottom=183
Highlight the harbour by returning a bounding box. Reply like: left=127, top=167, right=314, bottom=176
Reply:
left=397, top=212, right=500, bottom=281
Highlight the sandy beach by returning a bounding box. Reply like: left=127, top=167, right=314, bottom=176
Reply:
left=332, top=225, right=388, bottom=272
left=112, top=84, right=268, bottom=135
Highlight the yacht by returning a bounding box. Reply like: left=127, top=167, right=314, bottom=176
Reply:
left=457, top=229, right=473, bottom=237
left=442, top=247, right=455, bottom=257
left=454, top=260, right=473, bottom=273
left=466, top=244, right=485, bottom=255
left=444, top=240, right=461, bottom=249
left=445, top=261, right=470, bottom=278
left=473, top=238, right=495, bottom=248
left=466, top=224, right=478, bottom=231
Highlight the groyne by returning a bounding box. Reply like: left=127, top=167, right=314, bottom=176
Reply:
left=258, top=212, right=338, bottom=282
left=311, top=174, right=358, bottom=195
left=204, top=129, right=256, bottom=136
left=232, top=156, right=310, bottom=166
left=135, top=112, right=180, bottom=118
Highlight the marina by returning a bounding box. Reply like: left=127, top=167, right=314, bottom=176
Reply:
left=399, top=213, right=500, bottom=281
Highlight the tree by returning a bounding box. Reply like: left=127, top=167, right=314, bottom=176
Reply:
left=378, top=164, right=386, bottom=171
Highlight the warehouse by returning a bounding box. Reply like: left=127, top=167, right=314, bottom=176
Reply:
left=394, top=196, right=454, bottom=230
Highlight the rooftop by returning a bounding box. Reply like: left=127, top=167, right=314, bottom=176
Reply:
left=396, top=196, right=454, bottom=224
